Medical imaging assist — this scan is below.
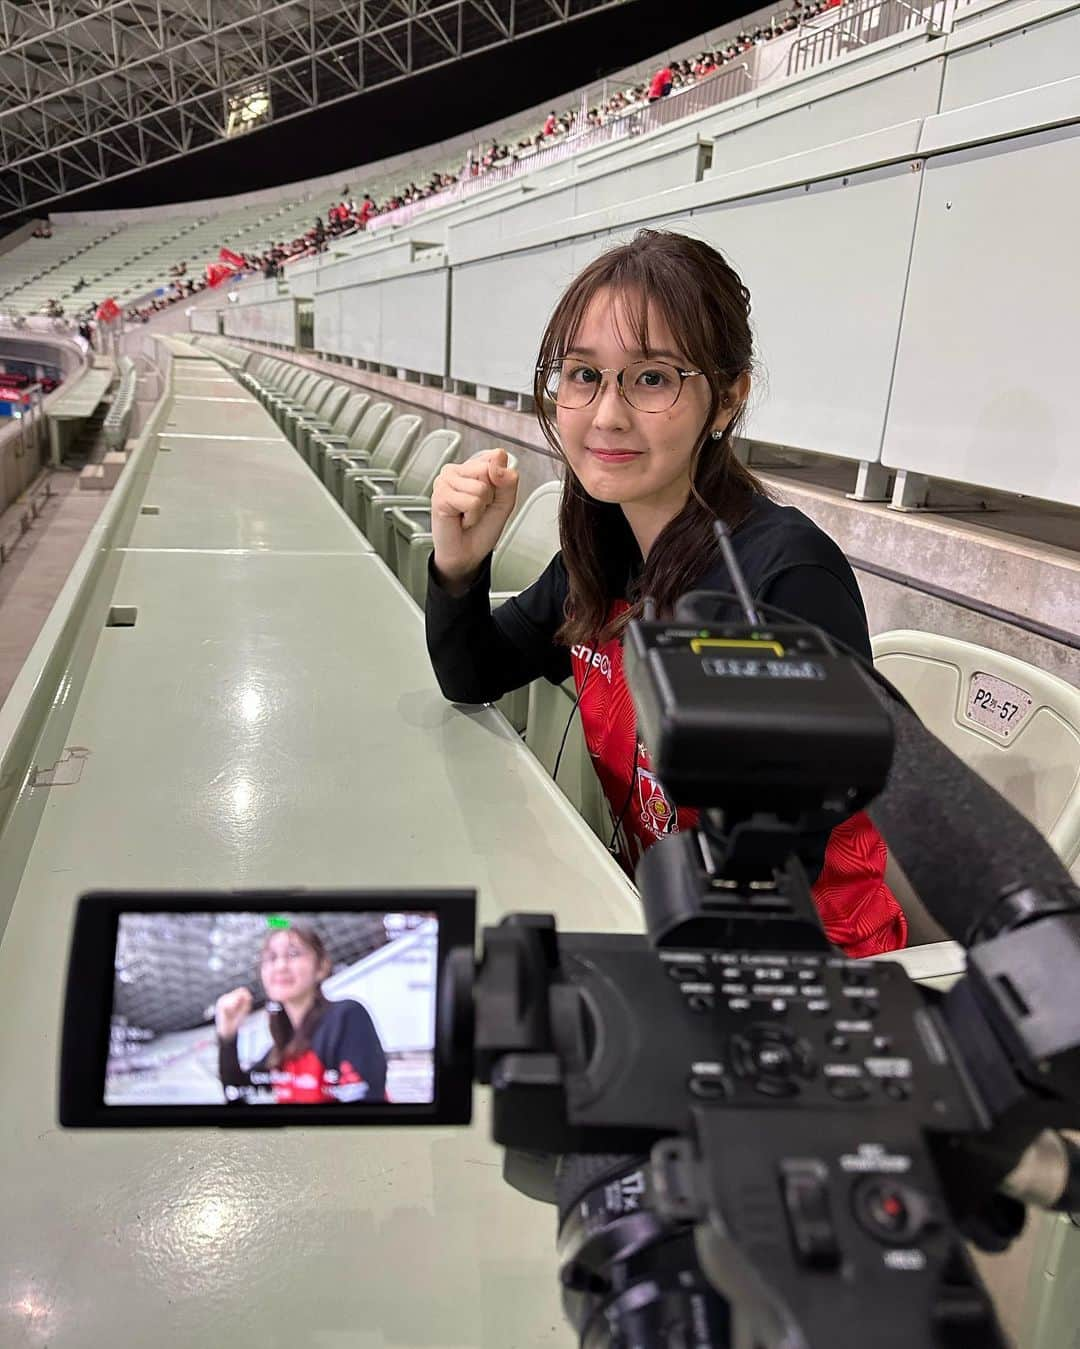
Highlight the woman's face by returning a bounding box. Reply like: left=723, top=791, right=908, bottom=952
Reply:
left=554, top=286, right=739, bottom=520
left=259, top=930, right=326, bottom=1004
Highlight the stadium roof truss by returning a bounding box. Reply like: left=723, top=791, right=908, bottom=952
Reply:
left=0, top=0, right=625, bottom=219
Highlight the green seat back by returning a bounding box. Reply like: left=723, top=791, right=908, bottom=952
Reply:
left=368, top=414, right=423, bottom=472
left=525, top=677, right=610, bottom=842
left=332, top=392, right=370, bottom=437
left=299, top=378, right=334, bottom=414
left=492, top=480, right=561, bottom=595
left=316, top=385, right=349, bottom=424
left=349, top=402, right=394, bottom=457
left=397, top=429, right=463, bottom=496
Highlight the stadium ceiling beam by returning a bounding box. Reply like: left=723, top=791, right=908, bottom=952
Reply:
left=0, top=0, right=633, bottom=220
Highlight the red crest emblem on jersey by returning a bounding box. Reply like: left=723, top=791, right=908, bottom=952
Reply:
left=636, top=767, right=678, bottom=838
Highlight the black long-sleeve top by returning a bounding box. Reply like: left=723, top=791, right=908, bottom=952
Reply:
left=218, top=997, right=388, bottom=1104
left=425, top=493, right=872, bottom=704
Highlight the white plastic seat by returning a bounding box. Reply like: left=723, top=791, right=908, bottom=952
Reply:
left=872, top=630, right=1080, bottom=877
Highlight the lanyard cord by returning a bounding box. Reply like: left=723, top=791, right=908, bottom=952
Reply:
left=552, top=655, right=595, bottom=785
left=606, top=738, right=639, bottom=856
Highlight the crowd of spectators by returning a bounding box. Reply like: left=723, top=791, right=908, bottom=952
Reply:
left=224, top=0, right=840, bottom=272
left=124, top=271, right=210, bottom=323
left=27, top=0, right=843, bottom=324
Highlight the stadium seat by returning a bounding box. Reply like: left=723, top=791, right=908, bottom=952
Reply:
left=871, top=631, right=1080, bottom=878
left=299, top=391, right=371, bottom=466
left=292, top=385, right=356, bottom=459
left=259, top=365, right=307, bottom=411
left=268, top=371, right=321, bottom=426
left=395, top=477, right=560, bottom=609
left=1021, top=1209, right=1080, bottom=1349
left=279, top=377, right=340, bottom=440
left=328, top=413, right=421, bottom=505
left=525, top=676, right=610, bottom=842
left=318, top=401, right=394, bottom=493
left=439, top=479, right=561, bottom=732
left=344, top=429, right=462, bottom=561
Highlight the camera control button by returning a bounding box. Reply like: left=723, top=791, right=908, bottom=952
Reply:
left=753, top=1042, right=794, bottom=1076
left=667, top=962, right=705, bottom=982
left=781, top=1160, right=840, bottom=1269
left=688, top=1073, right=730, bottom=1101
left=852, top=1179, right=930, bottom=1244
left=826, top=1076, right=870, bottom=1102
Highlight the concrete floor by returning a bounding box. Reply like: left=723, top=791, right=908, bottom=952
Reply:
left=0, top=469, right=108, bottom=713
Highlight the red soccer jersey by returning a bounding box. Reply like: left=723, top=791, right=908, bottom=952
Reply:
left=570, top=602, right=907, bottom=957
left=648, top=67, right=673, bottom=99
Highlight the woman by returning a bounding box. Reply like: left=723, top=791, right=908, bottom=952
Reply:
left=215, top=923, right=388, bottom=1104
left=425, top=230, right=907, bottom=958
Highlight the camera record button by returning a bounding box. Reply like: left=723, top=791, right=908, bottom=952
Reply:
left=853, top=1179, right=931, bottom=1244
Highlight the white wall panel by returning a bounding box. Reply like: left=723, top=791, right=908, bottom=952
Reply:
left=223, top=296, right=298, bottom=346
left=450, top=243, right=582, bottom=392
left=378, top=268, right=448, bottom=374
left=313, top=267, right=446, bottom=374
left=313, top=286, right=344, bottom=354
left=315, top=243, right=418, bottom=292
left=693, top=161, right=921, bottom=461
left=575, top=144, right=704, bottom=213
left=709, top=61, right=943, bottom=176
left=447, top=187, right=576, bottom=257
left=882, top=123, right=1080, bottom=506
left=188, top=308, right=220, bottom=334
left=941, top=7, right=1080, bottom=111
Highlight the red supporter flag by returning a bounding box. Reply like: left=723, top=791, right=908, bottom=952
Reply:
left=96, top=297, right=121, bottom=323
left=204, top=262, right=234, bottom=287
left=218, top=247, right=245, bottom=269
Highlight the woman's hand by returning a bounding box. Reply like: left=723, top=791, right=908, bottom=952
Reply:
left=215, top=987, right=253, bottom=1039
left=431, top=449, right=520, bottom=594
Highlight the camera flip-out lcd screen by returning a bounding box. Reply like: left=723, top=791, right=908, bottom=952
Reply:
left=60, top=891, right=474, bottom=1127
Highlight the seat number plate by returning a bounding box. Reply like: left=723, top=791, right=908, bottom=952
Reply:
left=966, top=672, right=1033, bottom=740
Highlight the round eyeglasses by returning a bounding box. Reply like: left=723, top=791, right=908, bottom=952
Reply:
left=538, top=359, right=712, bottom=413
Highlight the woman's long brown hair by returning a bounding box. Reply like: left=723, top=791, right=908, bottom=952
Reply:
left=258, top=923, right=331, bottom=1070
left=532, top=229, right=765, bottom=647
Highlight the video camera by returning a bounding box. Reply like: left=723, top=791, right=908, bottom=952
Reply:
left=58, top=561, right=1080, bottom=1348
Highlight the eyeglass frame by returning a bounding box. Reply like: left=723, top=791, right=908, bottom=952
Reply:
left=536, top=358, right=720, bottom=414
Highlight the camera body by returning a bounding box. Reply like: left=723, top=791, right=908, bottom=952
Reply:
left=461, top=913, right=995, bottom=1349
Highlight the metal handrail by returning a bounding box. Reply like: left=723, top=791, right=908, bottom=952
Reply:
left=367, top=61, right=756, bottom=235
left=786, top=0, right=946, bottom=76
left=365, top=2, right=949, bottom=239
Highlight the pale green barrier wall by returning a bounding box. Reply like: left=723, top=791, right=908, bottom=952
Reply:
left=0, top=339, right=175, bottom=939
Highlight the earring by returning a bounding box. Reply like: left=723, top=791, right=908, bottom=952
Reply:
left=710, top=429, right=723, bottom=441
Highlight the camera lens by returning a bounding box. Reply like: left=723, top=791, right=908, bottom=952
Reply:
left=556, top=1154, right=730, bottom=1348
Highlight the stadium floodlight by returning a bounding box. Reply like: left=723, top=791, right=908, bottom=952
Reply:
left=226, top=84, right=272, bottom=138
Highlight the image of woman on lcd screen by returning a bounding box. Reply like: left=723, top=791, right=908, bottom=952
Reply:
left=215, top=922, right=387, bottom=1104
